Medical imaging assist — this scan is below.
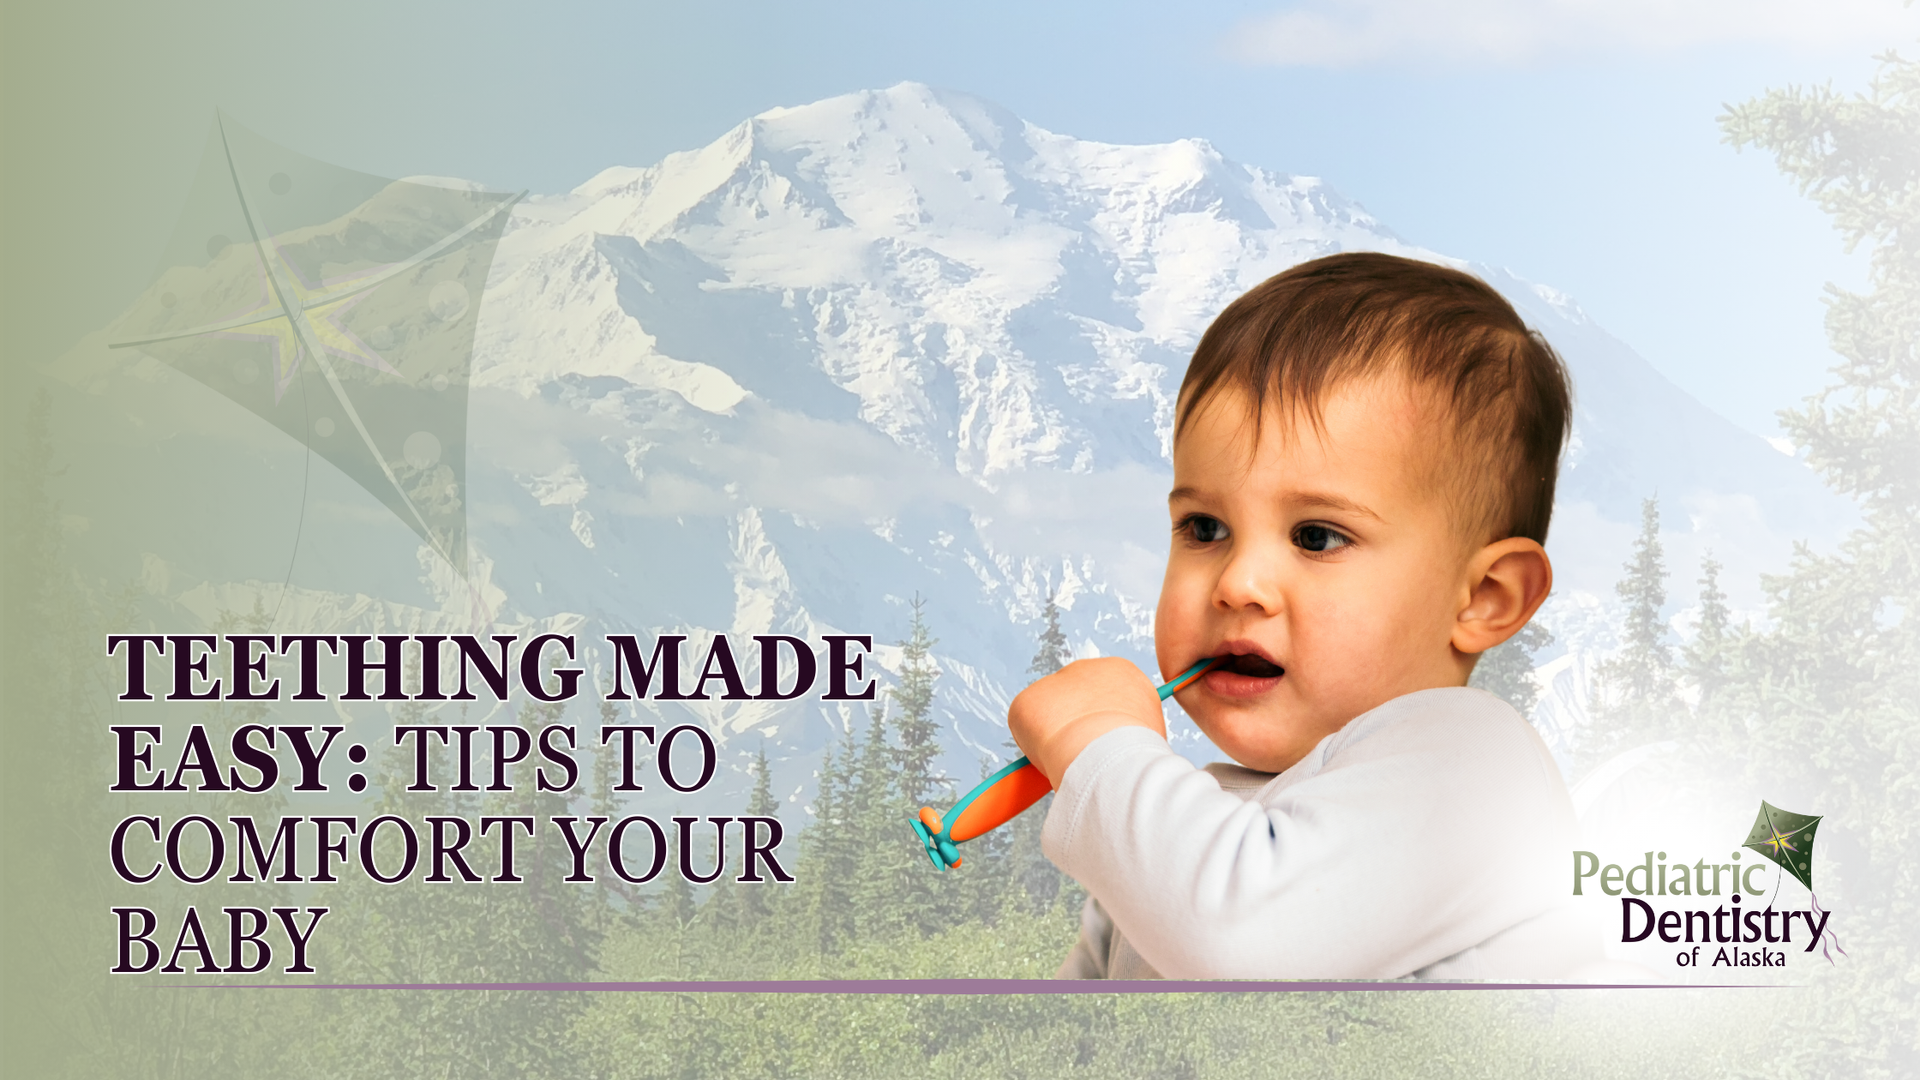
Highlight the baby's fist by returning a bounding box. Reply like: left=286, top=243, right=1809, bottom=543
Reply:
left=1008, top=657, right=1164, bottom=787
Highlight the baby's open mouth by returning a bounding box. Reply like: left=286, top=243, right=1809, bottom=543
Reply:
left=1217, top=654, right=1284, bottom=678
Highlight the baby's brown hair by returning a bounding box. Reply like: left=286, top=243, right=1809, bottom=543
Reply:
left=1176, top=252, right=1573, bottom=544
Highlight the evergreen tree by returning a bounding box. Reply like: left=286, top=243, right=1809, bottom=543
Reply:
left=589, top=698, right=646, bottom=916
left=656, top=851, right=697, bottom=930
left=850, top=700, right=925, bottom=938
left=739, top=744, right=778, bottom=923
left=1606, top=496, right=1674, bottom=701
left=701, top=773, right=754, bottom=931
left=1, top=393, right=298, bottom=1079
left=317, top=697, right=604, bottom=1079
left=845, top=597, right=970, bottom=940
left=949, top=753, right=1019, bottom=925
left=890, top=594, right=944, bottom=807
left=1029, top=589, right=1071, bottom=676
left=1713, top=53, right=1920, bottom=1073
left=1000, top=588, right=1078, bottom=916
left=1681, top=553, right=1733, bottom=712
left=1467, top=619, right=1555, bottom=719
left=796, top=723, right=859, bottom=955
left=1584, top=496, right=1682, bottom=765
left=503, top=698, right=606, bottom=977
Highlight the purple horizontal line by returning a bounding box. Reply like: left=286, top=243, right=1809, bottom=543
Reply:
left=157, top=979, right=1777, bottom=993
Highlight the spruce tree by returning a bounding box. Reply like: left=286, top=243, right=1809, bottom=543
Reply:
left=850, top=701, right=918, bottom=938
left=315, top=696, right=604, bottom=1078
left=588, top=698, right=644, bottom=914
left=949, top=753, right=1019, bottom=926
left=1682, top=553, right=1733, bottom=712
left=854, top=600, right=962, bottom=939
left=1584, top=496, right=1682, bottom=764
left=1715, top=53, right=1920, bottom=1071
left=1029, top=589, right=1071, bottom=676
left=1609, top=496, right=1674, bottom=702
left=740, top=744, right=778, bottom=923
left=890, top=594, right=944, bottom=807
left=702, top=746, right=781, bottom=932
left=656, top=849, right=697, bottom=930
left=1467, top=619, right=1554, bottom=719
left=798, top=723, right=858, bottom=955
left=1000, top=588, right=1076, bottom=916
left=2, top=393, right=305, bottom=1078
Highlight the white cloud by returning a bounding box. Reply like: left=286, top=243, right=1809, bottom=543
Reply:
left=1229, top=0, right=1920, bottom=68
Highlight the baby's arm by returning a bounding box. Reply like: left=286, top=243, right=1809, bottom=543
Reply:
left=1033, top=691, right=1572, bottom=979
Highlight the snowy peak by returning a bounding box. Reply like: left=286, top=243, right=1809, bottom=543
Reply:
left=449, top=83, right=1861, bottom=781
left=486, top=82, right=1424, bottom=484
left=534, top=82, right=1393, bottom=313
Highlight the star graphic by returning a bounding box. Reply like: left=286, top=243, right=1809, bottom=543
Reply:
left=1741, top=801, right=1821, bottom=893
left=200, top=246, right=396, bottom=400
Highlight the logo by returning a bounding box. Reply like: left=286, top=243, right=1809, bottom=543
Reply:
left=1572, top=800, right=1844, bottom=971
left=1740, top=801, right=1817, bottom=892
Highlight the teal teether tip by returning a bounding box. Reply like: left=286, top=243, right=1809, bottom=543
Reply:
left=909, top=819, right=943, bottom=869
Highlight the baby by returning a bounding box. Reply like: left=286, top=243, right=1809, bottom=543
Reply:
left=1009, top=252, right=1597, bottom=980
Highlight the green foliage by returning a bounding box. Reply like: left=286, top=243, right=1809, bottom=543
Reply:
left=849, top=701, right=928, bottom=938
left=890, top=595, right=944, bottom=807
left=1005, top=591, right=1079, bottom=916
left=1467, top=619, right=1554, bottom=719
left=6, top=391, right=322, bottom=1080
left=1681, top=552, right=1734, bottom=711
left=309, top=698, right=606, bottom=1079
left=1582, top=497, right=1682, bottom=768
left=571, top=957, right=1770, bottom=1080
left=1604, top=497, right=1675, bottom=701
left=742, top=744, right=778, bottom=923
left=1707, top=49, right=1920, bottom=1078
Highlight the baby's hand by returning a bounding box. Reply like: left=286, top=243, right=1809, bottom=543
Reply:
left=1008, top=658, right=1165, bottom=787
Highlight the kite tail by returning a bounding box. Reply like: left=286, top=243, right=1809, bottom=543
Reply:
left=1810, top=892, right=1846, bottom=964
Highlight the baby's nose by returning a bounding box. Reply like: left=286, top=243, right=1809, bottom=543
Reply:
left=1212, top=546, right=1285, bottom=614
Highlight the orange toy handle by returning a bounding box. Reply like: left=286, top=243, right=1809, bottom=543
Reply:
left=908, top=657, right=1217, bottom=871
left=909, top=756, right=1050, bottom=870
left=946, top=762, right=1052, bottom=842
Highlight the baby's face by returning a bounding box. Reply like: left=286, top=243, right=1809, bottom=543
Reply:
left=1155, top=375, right=1479, bottom=773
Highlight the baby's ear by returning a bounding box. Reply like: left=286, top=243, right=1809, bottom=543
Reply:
left=1453, top=538, right=1553, bottom=655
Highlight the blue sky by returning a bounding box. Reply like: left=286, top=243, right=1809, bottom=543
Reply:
left=27, top=0, right=1919, bottom=439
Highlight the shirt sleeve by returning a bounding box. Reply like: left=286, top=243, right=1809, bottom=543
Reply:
left=1039, top=689, right=1574, bottom=980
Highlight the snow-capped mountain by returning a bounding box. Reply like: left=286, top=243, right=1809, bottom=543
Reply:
left=68, top=82, right=1855, bottom=804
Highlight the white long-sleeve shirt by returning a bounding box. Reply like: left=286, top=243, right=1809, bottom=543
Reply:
left=1043, top=687, right=1601, bottom=980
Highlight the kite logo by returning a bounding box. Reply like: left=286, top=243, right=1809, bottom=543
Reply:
left=1740, top=800, right=1845, bottom=964
left=109, top=113, right=522, bottom=587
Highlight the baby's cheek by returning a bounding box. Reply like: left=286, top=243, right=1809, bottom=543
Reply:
left=1287, top=609, right=1380, bottom=712
left=1152, top=579, right=1205, bottom=665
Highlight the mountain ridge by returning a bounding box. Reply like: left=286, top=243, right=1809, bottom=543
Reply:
left=59, top=81, right=1857, bottom=805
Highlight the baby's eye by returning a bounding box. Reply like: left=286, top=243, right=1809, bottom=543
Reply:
left=1179, top=514, right=1230, bottom=544
left=1294, top=524, right=1351, bottom=553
